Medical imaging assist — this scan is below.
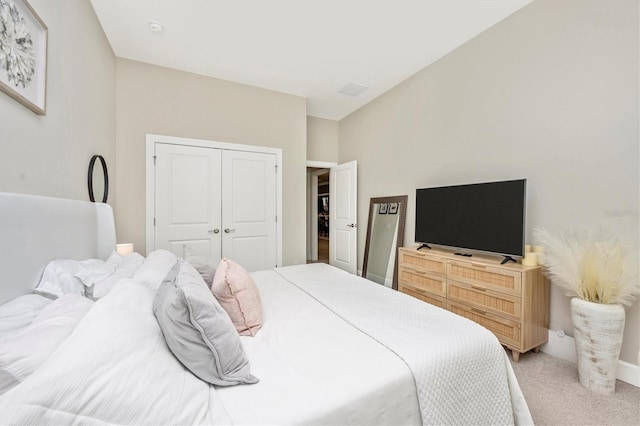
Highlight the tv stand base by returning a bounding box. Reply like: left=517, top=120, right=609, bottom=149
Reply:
left=500, top=256, right=517, bottom=265
left=417, top=243, right=431, bottom=251
left=454, top=252, right=472, bottom=257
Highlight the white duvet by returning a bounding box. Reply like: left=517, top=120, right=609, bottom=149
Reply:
left=0, top=255, right=532, bottom=425
left=0, top=250, right=231, bottom=424
left=275, top=264, right=533, bottom=425
left=0, top=295, right=92, bottom=395
left=217, top=268, right=421, bottom=425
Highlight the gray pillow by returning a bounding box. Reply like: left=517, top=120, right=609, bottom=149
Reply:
left=185, top=255, right=216, bottom=287
left=153, top=261, right=258, bottom=386
left=182, top=245, right=216, bottom=286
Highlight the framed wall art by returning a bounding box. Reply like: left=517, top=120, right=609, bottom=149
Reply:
left=0, top=0, right=48, bottom=115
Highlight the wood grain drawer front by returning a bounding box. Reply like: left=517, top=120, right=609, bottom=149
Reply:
left=400, top=284, right=447, bottom=309
left=399, top=250, right=446, bottom=275
left=447, top=281, right=521, bottom=321
left=447, top=262, right=522, bottom=296
left=399, top=268, right=446, bottom=297
left=448, top=301, right=521, bottom=349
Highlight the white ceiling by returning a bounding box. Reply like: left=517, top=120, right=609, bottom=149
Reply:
left=90, top=0, right=532, bottom=120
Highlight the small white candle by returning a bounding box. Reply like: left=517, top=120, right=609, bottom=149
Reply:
left=525, top=244, right=532, bottom=253
left=521, top=252, right=538, bottom=266
left=533, top=246, right=544, bottom=264
left=116, top=243, right=134, bottom=256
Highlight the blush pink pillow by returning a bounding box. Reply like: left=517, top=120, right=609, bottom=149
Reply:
left=211, top=259, right=263, bottom=336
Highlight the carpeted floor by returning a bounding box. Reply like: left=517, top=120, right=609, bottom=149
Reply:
left=510, top=351, right=640, bottom=425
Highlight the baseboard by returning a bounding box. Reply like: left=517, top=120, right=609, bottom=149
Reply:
left=540, top=329, right=577, bottom=361
left=540, top=330, right=639, bottom=388
left=617, top=360, right=640, bottom=387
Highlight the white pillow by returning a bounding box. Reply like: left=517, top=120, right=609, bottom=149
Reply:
left=131, top=250, right=178, bottom=293
left=34, top=260, right=91, bottom=298
left=34, top=256, right=119, bottom=299
left=182, top=246, right=216, bottom=286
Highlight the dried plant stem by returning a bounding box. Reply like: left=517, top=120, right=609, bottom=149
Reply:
left=533, top=228, right=639, bottom=307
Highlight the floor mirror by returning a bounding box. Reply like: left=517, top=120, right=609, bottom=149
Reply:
left=362, top=195, right=408, bottom=290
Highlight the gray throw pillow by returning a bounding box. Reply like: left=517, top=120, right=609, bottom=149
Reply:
left=183, top=246, right=216, bottom=286
left=185, top=256, right=216, bottom=287
left=153, top=261, right=258, bottom=386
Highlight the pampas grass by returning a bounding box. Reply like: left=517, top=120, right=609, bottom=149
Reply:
left=534, top=227, right=640, bottom=306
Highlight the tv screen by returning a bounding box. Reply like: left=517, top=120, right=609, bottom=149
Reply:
left=415, top=179, right=526, bottom=257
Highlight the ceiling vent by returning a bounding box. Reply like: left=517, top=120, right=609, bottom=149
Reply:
left=338, top=83, right=368, bottom=97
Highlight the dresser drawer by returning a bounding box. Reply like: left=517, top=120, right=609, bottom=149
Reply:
left=398, top=268, right=446, bottom=297
left=447, top=261, right=521, bottom=296
left=400, top=284, right=447, bottom=309
left=448, top=301, right=521, bottom=349
left=399, top=249, right=446, bottom=275
left=448, top=281, right=521, bottom=321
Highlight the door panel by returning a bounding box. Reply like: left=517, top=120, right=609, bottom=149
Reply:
left=169, top=155, right=210, bottom=224
left=168, top=239, right=212, bottom=258
left=222, top=150, right=277, bottom=271
left=230, top=236, right=268, bottom=273
left=155, top=144, right=222, bottom=261
left=330, top=161, right=357, bottom=274
left=334, top=229, right=352, bottom=264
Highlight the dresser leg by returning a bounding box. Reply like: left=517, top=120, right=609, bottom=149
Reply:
left=512, top=350, right=520, bottom=363
left=533, top=346, right=540, bottom=353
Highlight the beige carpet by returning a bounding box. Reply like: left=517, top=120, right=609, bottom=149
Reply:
left=510, top=351, right=640, bottom=425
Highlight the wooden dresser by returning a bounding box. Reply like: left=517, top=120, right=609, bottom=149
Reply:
left=398, top=246, right=549, bottom=362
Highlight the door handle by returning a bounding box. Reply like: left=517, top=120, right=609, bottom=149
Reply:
left=347, top=223, right=357, bottom=228
left=224, top=228, right=236, bottom=233
left=208, top=229, right=220, bottom=234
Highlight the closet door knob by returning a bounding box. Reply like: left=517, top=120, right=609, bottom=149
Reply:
left=224, top=228, right=236, bottom=233
left=208, top=229, right=220, bottom=234
left=347, top=223, right=357, bottom=228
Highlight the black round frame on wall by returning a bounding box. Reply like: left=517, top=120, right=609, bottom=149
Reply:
left=88, top=155, right=109, bottom=203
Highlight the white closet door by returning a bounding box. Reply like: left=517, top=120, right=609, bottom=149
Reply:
left=330, top=161, right=357, bottom=274
left=155, top=143, right=222, bottom=261
left=222, top=150, right=277, bottom=272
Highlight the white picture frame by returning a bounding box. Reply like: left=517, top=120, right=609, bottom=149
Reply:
left=0, top=0, right=48, bottom=115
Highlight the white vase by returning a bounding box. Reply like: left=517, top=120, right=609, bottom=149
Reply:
left=570, top=297, right=625, bottom=395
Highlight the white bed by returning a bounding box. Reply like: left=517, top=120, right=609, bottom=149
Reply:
left=0, top=192, right=533, bottom=425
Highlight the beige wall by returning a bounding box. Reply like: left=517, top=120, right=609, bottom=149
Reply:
left=0, top=0, right=115, bottom=203
left=307, top=116, right=339, bottom=162
left=115, top=59, right=307, bottom=266
left=339, top=0, right=639, bottom=364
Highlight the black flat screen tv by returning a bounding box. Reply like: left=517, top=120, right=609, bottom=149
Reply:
left=415, top=179, right=526, bottom=258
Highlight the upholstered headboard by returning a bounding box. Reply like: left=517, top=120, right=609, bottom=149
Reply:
left=0, top=192, right=116, bottom=305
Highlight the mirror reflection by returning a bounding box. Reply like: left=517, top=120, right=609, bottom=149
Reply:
left=363, top=195, right=407, bottom=289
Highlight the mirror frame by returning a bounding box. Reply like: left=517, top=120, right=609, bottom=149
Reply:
left=362, top=195, right=408, bottom=290
left=87, top=155, right=109, bottom=203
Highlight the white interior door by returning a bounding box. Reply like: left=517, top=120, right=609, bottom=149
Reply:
left=329, top=161, right=357, bottom=274
left=155, top=143, right=222, bottom=261
left=309, top=173, right=319, bottom=261
left=222, top=150, right=277, bottom=272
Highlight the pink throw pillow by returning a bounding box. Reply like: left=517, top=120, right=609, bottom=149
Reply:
left=211, top=259, right=263, bottom=336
